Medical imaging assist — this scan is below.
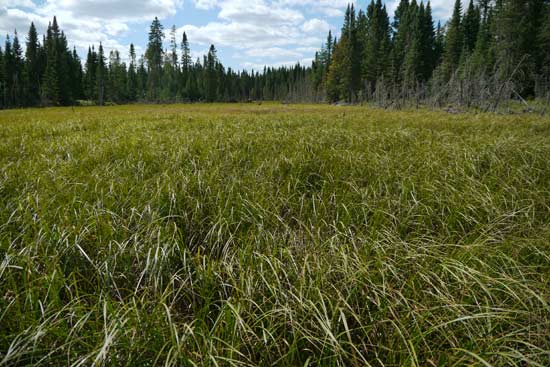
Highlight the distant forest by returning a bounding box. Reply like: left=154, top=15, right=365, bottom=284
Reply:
left=1, top=0, right=549, bottom=109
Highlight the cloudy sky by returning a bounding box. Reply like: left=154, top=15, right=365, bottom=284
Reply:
left=0, top=0, right=456, bottom=70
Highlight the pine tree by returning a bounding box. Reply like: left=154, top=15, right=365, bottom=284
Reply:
left=169, top=25, right=178, bottom=69
left=84, top=46, right=97, bottom=100
left=11, top=31, right=24, bottom=106
left=471, top=2, right=494, bottom=72
left=326, top=35, right=352, bottom=101
left=56, top=29, right=72, bottom=104
left=42, top=22, right=60, bottom=105
left=434, top=21, right=445, bottom=65
left=364, top=0, right=391, bottom=93
left=0, top=46, right=4, bottom=108
left=181, top=32, right=192, bottom=71
left=418, top=2, right=436, bottom=81
left=393, top=0, right=410, bottom=35
left=2, top=37, right=13, bottom=107
left=390, top=0, right=412, bottom=84
left=96, top=43, right=106, bottom=105
left=401, top=0, right=421, bottom=86
left=463, top=0, right=481, bottom=54
left=24, top=22, right=41, bottom=105
left=70, top=47, right=83, bottom=101
left=145, top=17, right=164, bottom=101
left=492, top=0, right=546, bottom=94
left=205, top=45, right=219, bottom=102
left=127, top=44, right=138, bottom=101
left=442, top=0, right=464, bottom=79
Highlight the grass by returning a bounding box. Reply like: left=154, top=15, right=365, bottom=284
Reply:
left=0, top=103, right=549, bottom=366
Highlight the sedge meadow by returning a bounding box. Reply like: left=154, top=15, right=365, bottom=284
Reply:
left=1, top=104, right=550, bottom=366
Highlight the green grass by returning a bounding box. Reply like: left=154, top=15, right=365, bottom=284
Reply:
left=1, top=104, right=549, bottom=366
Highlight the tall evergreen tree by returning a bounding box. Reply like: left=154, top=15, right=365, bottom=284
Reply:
left=145, top=17, right=164, bottom=101
left=96, top=43, right=106, bottom=105
left=24, top=22, right=41, bottom=105
left=0, top=46, right=4, bottom=108
left=442, top=0, right=464, bottom=78
left=463, top=0, right=481, bottom=54
left=84, top=46, right=97, bottom=100
left=205, top=45, right=219, bottom=102
left=418, top=2, right=436, bottom=81
left=42, top=22, right=60, bottom=105
left=11, top=31, right=24, bottom=106
left=364, top=0, right=391, bottom=92
left=127, top=44, right=138, bottom=101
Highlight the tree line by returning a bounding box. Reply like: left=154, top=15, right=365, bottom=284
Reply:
left=0, top=17, right=314, bottom=108
left=1, top=0, right=549, bottom=109
left=315, top=0, right=550, bottom=108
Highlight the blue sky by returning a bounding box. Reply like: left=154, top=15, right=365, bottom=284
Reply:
left=0, top=0, right=456, bottom=71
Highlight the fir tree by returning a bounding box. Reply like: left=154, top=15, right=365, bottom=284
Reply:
left=205, top=45, right=219, bottom=102
left=127, top=44, right=138, bottom=101
left=96, top=43, right=106, bottom=105
left=24, top=22, right=41, bottom=105
left=42, top=22, right=60, bottom=105
left=443, top=0, right=464, bottom=78
left=145, top=17, right=164, bottom=101
left=463, top=0, right=481, bottom=54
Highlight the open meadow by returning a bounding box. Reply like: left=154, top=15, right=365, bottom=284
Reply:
left=1, top=104, right=550, bottom=366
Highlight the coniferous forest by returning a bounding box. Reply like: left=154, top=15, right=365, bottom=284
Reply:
left=1, top=0, right=549, bottom=109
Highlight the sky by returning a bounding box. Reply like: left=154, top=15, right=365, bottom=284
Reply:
left=0, top=0, right=457, bottom=71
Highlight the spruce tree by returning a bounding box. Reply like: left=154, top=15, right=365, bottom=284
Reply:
left=145, top=17, right=164, bottom=101
left=205, top=45, right=219, bottom=102
left=442, top=0, right=464, bottom=79
left=418, top=2, right=436, bottom=81
left=127, top=44, right=138, bottom=101
left=2, top=37, right=13, bottom=107
left=12, top=31, right=24, bottom=106
left=326, top=35, right=352, bottom=101
left=463, top=0, right=481, bottom=54
left=390, top=0, right=412, bottom=84
left=96, top=43, right=106, bottom=105
left=24, top=22, right=41, bottom=105
left=0, top=46, right=4, bottom=108
left=42, top=23, right=60, bottom=105
left=181, top=32, right=192, bottom=71
left=364, top=0, right=391, bottom=93
left=84, top=46, right=97, bottom=100
left=70, top=47, right=83, bottom=101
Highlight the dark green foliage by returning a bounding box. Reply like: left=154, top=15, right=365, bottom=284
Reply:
left=24, top=23, right=42, bottom=105
left=2, top=4, right=550, bottom=109
left=96, top=43, right=106, bottom=105
left=145, top=17, right=164, bottom=101
left=463, top=0, right=481, bottom=54
left=41, top=22, right=60, bottom=106
left=127, top=44, right=138, bottom=101
left=443, top=0, right=464, bottom=78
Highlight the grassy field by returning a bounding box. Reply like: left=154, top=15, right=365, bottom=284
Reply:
left=1, top=104, right=549, bottom=366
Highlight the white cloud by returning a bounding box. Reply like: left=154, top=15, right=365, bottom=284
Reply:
left=243, top=47, right=303, bottom=59
left=39, top=0, right=183, bottom=21
left=218, top=0, right=303, bottom=25
left=193, top=0, right=218, bottom=10
left=2, top=0, right=349, bottom=70
left=319, top=7, right=344, bottom=17
left=0, top=0, right=183, bottom=67
left=302, top=18, right=330, bottom=33
left=0, top=0, right=35, bottom=8
left=180, top=0, right=330, bottom=68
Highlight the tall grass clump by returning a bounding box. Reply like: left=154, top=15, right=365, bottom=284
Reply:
left=1, top=104, right=550, bottom=366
